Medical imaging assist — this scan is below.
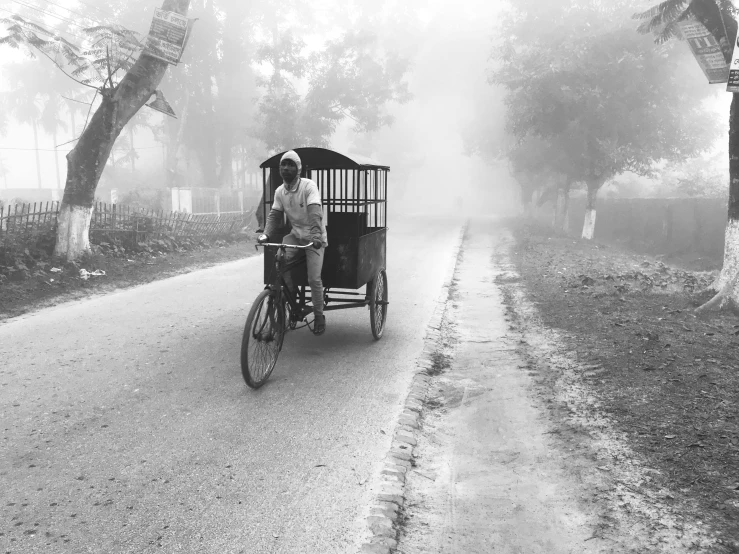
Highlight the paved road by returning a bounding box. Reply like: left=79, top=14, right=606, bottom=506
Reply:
left=0, top=216, right=463, bottom=554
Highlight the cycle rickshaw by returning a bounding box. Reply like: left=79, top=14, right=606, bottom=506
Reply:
left=241, top=147, right=389, bottom=388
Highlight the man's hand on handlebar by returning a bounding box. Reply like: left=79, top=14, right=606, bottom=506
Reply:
left=255, top=237, right=315, bottom=250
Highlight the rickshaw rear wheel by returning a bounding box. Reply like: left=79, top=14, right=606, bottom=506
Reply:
left=369, top=269, right=388, bottom=340
left=241, top=289, right=285, bottom=388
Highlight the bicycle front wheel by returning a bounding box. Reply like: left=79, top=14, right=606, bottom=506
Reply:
left=241, top=289, right=285, bottom=388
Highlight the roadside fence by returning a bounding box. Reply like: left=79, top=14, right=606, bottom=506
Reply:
left=0, top=201, right=254, bottom=249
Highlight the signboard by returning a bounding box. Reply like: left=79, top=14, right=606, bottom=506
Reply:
left=676, top=18, right=729, bottom=84
left=728, top=37, right=739, bottom=92
left=144, top=8, right=188, bottom=65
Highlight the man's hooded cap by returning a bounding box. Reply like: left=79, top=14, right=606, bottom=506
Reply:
left=280, top=150, right=302, bottom=175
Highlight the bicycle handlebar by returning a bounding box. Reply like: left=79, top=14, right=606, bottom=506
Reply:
left=256, top=242, right=314, bottom=250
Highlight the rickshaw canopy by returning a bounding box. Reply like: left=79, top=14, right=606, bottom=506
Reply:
left=259, top=147, right=389, bottom=171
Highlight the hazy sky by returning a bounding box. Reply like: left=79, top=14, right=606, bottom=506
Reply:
left=0, top=0, right=732, bottom=215
left=0, top=0, right=517, bottom=215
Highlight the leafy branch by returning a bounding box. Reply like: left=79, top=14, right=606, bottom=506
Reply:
left=0, top=14, right=146, bottom=92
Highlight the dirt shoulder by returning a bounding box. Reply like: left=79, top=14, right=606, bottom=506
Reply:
left=0, top=235, right=259, bottom=322
left=397, top=221, right=619, bottom=553
left=506, top=219, right=739, bottom=552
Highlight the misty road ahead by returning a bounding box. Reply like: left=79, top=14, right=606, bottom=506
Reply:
left=0, top=216, right=463, bottom=554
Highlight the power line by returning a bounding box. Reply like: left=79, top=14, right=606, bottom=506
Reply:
left=34, top=0, right=147, bottom=37
left=10, top=0, right=91, bottom=32
left=55, top=0, right=145, bottom=34
left=1, top=4, right=143, bottom=76
left=0, top=145, right=166, bottom=152
left=32, top=0, right=107, bottom=28
left=0, top=6, right=87, bottom=42
left=69, top=0, right=126, bottom=24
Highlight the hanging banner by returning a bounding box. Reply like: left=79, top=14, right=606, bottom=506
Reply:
left=144, top=8, right=189, bottom=65
left=728, top=37, right=739, bottom=92
left=676, top=18, right=729, bottom=85
left=146, top=91, right=177, bottom=118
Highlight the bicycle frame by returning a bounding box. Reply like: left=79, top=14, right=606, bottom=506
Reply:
left=257, top=242, right=314, bottom=325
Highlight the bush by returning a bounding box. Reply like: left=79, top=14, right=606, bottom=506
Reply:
left=115, top=189, right=167, bottom=212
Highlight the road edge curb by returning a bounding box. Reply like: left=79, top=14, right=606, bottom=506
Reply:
left=358, top=220, right=469, bottom=554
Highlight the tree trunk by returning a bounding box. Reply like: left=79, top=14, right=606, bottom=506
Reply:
left=520, top=184, right=534, bottom=218
left=219, top=142, right=233, bottom=188
left=130, top=126, right=136, bottom=174
left=32, top=121, right=42, bottom=189
left=704, top=93, right=739, bottom=309
left=54, top=0, right=191, bottom=260
left=582, top=180, right=601, bottom=240
left=166, top=90, right=189, bottom=188
left=53, top=128, right=61, bottom=189
left=553, top=185, right=570, bottom=233
left=531, top=189, right=542, bottom=219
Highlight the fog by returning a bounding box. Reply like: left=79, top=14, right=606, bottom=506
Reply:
left=1, top=0, right=729, bottom=222
left=331, top=1, right=517, bottom=217
left=0, top=0, right=519, bottom=218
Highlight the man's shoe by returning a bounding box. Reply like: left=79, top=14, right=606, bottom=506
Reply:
left=313, top=313, right=326, bottom=336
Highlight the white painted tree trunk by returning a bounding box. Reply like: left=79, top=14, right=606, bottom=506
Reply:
left=711, top=219, right=739, bottom=298
left=581, top=184, right=600, bottom=240
left=582, top=208, right=596, bottom=240
left=54, top=204, right=93, bottom=258
left=696, top=94, right=739, bottom=313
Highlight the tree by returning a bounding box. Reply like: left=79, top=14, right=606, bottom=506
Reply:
left=255, top=29, right=410, bottom=152
left=502, top=135, right=569, bottom=220
left=39, top=94, right=68, bottom=189
left=0, top=156, right=9, bottom=188
left=1, top=0, right=191, bottom=260
left=490, top=0, right=718, bottom=239
left=2, top=63, right=44, bottom=188
left=635, top=0, right=739, bottom=311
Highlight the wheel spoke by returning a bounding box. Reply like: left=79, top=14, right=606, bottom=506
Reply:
left=242, top=290, right=284, bottom=387
left=370, top=270, right=387, bottom=339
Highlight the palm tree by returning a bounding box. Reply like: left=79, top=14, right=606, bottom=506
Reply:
left=40, top=94, right=68, bottom=190
left=0, top=156, right=9, bottom=188
left=636, top=0, right=739, bottom=311
left=2, top=67, right=43, bottom=189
